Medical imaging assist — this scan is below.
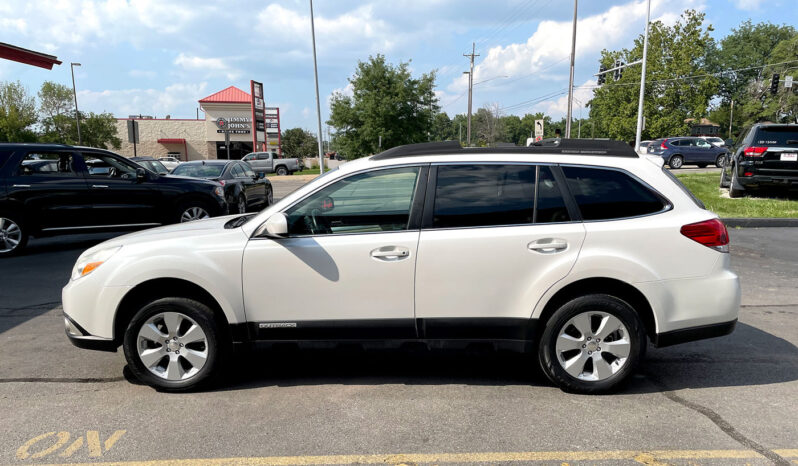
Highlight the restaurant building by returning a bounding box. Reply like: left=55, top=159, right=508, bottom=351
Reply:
left=114, top=85, right=281, bottom=160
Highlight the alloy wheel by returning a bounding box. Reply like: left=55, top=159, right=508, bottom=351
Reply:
left=554, top=311, right=631, bottom=382
left=180, top=207, right=210, bottom=222
left=0, top=217, right=22, bottom=253
left=136, top=312, right=208, bottom=381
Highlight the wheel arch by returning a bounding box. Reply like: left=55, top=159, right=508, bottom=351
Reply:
left=113, top=277, right=244, bottom=346
left=534, top=277, right=657, bottom=343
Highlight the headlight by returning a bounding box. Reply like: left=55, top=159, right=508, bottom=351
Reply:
left=213, top=186, right=224, bottom=198
left=71, top=246, right=121, bottom=281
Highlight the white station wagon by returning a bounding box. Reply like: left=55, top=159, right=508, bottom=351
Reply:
left=63, top=140, right=740, bottom=393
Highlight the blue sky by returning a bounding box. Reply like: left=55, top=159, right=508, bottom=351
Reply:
left=2, top=0, right=795, bottom=135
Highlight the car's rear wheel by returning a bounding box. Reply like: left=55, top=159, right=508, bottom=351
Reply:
left=123, top=297, right=224, bottom=391
left=729, top=166, right=746, bottom=198
left=177, top=200, right=212, bottom=223
left=668, top=155, right=684, bottom=169
left=538, top=294, right=645, bottom=394
left=275, top=166, right=288, bottom=176
left=0, top=215, right=28, bottom=257
left=236, top=194, right=247, bottom=214
left=715, top=154, right=725, bottom=168
left=719, top=167, right=731, bottom=188
left=266, top=186, right=273, bottom=206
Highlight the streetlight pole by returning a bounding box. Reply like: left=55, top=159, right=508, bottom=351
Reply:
left=634, top=0, right=651, bottom=150
left=309, top=0, right=324, bottom=174
left=565, top=0, right=578, bottom=138
left=70, top=62, right=82, bottom=145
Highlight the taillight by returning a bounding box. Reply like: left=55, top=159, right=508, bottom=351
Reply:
left=743, top=146, right=767, bottom=157
left=218, top=180, right=226, bottom=186
left=660, top=139, right=668, bottom=150
left=681, top=219, right=729, bottom=252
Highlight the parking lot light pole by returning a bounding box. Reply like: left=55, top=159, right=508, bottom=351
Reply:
left=309, top=0, right=324, bottom=174
left=634, top=0, right=651, bottom=150
left=565, top=0, right=577, bottom=138
left=70, top=62, right=82, bottom=145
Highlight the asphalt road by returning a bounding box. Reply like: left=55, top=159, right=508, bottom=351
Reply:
left=0, top=179, right=796, bottom=464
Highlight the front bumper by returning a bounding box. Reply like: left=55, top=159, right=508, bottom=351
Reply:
left=64, top=313, right=118, bottom=352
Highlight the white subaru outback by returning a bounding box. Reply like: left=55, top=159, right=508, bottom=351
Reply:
left=63, top=140, right=740, bottom=393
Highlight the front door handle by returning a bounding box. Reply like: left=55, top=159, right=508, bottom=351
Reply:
left=12, top=184, right=31, bottom=188
left=92, top=184, right=109, bottom=189
left=370, top=246, right=410, bottom=261
left=528, top=238, right=568, bottom=254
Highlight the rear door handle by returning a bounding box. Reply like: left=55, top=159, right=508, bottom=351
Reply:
left=370, top=246, right=410, bottom=261
left=92, top=185, right=109, bottom=189
left=528, top=238, right=568, bottom=254
left=12, top=184, right=31, bottom=188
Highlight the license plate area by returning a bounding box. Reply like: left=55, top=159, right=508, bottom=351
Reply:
left=781, top=153, right=798, bottom=161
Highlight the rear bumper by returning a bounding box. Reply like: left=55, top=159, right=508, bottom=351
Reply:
left=652, top=319, right=736, bottom=348
left=737, top=174, right=798, bottom=189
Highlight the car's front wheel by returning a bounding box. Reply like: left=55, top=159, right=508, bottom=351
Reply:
left=275, top=166, right=288, bottom=176
left=265, top=186, right=273, bottom=206
left=123, top=297, right=224, bottom=391
left=236, top=194, right=247, bottom=214
left=176, top=200, right=212, bottom=223
left=538, top=294, right=645, bottom=394
left=715, top=154, right=725, bottom=168
left=668, top=155, right=684, bottom=169
left=0, top=214, right=28, bottom=257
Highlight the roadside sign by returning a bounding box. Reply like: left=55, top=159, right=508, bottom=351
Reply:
left=785, top=76, right=793, bottom=89
left=535, top=119, right=544, bottom=138
left=126, top=119, right=139, bottom=144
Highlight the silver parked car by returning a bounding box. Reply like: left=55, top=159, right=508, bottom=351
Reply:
left=242, top=152, right=301, bottom=176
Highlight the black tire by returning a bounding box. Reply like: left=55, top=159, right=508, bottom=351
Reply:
left=236, top=194, right=247, bottom=214
left=265, top=186, right=273, bottom=206
left=729, top=166, right=745, bottom=198
left=175, top=199, right=213, bottom=223
left=538, top=294, right=646, bottom=394
left=0, top=213, right=29, bottom=258
left=719, top=167, right=730, bottom=188
left=668, top=155, right=684, bottom=169
left=275, top=166, right=288, bottom=176
left=715, top=154, right=725, bottom=168
left=697, top=163, right=708, bottom=168
left=122, top=297, right=226, bottom=392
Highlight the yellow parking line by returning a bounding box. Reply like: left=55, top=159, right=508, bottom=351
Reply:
left=38, top=448, right=798, bottom=465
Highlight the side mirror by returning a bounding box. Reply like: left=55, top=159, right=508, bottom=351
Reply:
left=255, top=212, right=288, bottom=238
left=136, top=167, right=146, bottom=182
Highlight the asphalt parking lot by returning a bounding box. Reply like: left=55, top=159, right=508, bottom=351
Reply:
left=1, top=177, right=796, bottom=465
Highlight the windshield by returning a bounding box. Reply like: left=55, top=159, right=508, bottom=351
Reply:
left=171, top=164, right=225, bottom=178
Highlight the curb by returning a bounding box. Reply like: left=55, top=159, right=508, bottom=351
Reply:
left=722, top=218, right=798, bottom=228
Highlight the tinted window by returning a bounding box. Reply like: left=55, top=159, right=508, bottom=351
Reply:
left=753, top=126, right=798, bottom=146
left=536, top=166, right=570, bottom=223
left=257, top=153, right=269, bottom=160
left=83, top=153, right=138, bottom=178
left=231, top=164, right=247, bottom=178
left=242, top=165, right=257, bottom=178
left=562, top=166, right=665, bottom=220
left=433, top=165, right=536, bottom=228
left=19, top=152, right=76, bottom=176
left=286, top=166, right=420, bottom=236
left=172, top=163, right=225, bottom=178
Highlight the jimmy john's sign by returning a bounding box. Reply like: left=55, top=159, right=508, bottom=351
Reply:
left=215, top=117, right=251, bottom=134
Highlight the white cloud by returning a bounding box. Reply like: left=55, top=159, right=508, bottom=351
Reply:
left=174, top=53, right=241, bottom=80
left=78, top=82, right=208, bottom=119
left=533, top=79, right=596, bottom=118
left=326, top=82, right=354, bottom=107
left=447, top=0, right=704, bottom=94
left=732, top=0, right=764, bottom=10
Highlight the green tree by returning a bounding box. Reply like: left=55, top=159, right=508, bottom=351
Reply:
left=38, top=81, right=76, bottom=144
left=79, top=112, right=122, bottom=149
left=0, top=81, right=37, bottom=142
left=281, top=127, right=319, bottom=159
left=589, top=10, right=718, bottom=141
left=430, top=112, right=455, bottom=141
left=328, top=55, right=438, bottom=158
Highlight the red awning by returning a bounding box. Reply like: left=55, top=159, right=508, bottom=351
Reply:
left=0, top=42, right=61, bottom=70
left=157, top=138, right=186, bottom=144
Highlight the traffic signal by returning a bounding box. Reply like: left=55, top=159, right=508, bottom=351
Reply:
left=598, top=65, right=606, bottom=85
left=770, top=73, right=780, bottom=94
left=614, top=60, right=624, bottom=80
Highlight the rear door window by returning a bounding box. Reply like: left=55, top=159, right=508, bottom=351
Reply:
left=562, top=166, right=667, bottom=220
left=18, top=152, right=77, bottom=176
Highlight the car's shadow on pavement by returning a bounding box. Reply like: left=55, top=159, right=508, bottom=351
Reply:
left=124, top=322, right=798, bottom=394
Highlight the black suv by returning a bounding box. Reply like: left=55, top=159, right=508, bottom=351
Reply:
left=0, top=144, right=228, bottom=256
left=721, top=124, right=798, bottom=197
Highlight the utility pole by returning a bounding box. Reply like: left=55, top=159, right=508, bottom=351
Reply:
left=459, top=121, right=462, bottom=144
left=728, top=100, right=734, bottom=139
left=70, top=62, right=82, bottom=145
left=309, top=0, right=324, bottom=174
left=565, top=0, right=577, bottom=138
left=464, top=43, right=479, bottom=146
left=634, top=0, right=651, bottom=150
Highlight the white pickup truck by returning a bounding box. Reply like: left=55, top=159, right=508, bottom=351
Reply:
left=242, top=152, right=301, bottom=176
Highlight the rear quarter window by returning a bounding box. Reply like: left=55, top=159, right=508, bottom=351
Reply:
left=0, top=150, right=12, bottom=171
left=562, top=166, right=668, bottom=220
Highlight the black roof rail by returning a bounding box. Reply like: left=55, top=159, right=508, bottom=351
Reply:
left=370, top=139, right=638, bottom=161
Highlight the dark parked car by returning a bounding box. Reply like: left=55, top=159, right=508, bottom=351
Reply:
left=171, top=160, right=272, bottom=215
left=130, top=156, right=169, bottom=175
left=648, top=137, right=728, bottom=169
left=0, top=144, right=228, bottom=257
left=720, top=123, right=798, bottom=198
